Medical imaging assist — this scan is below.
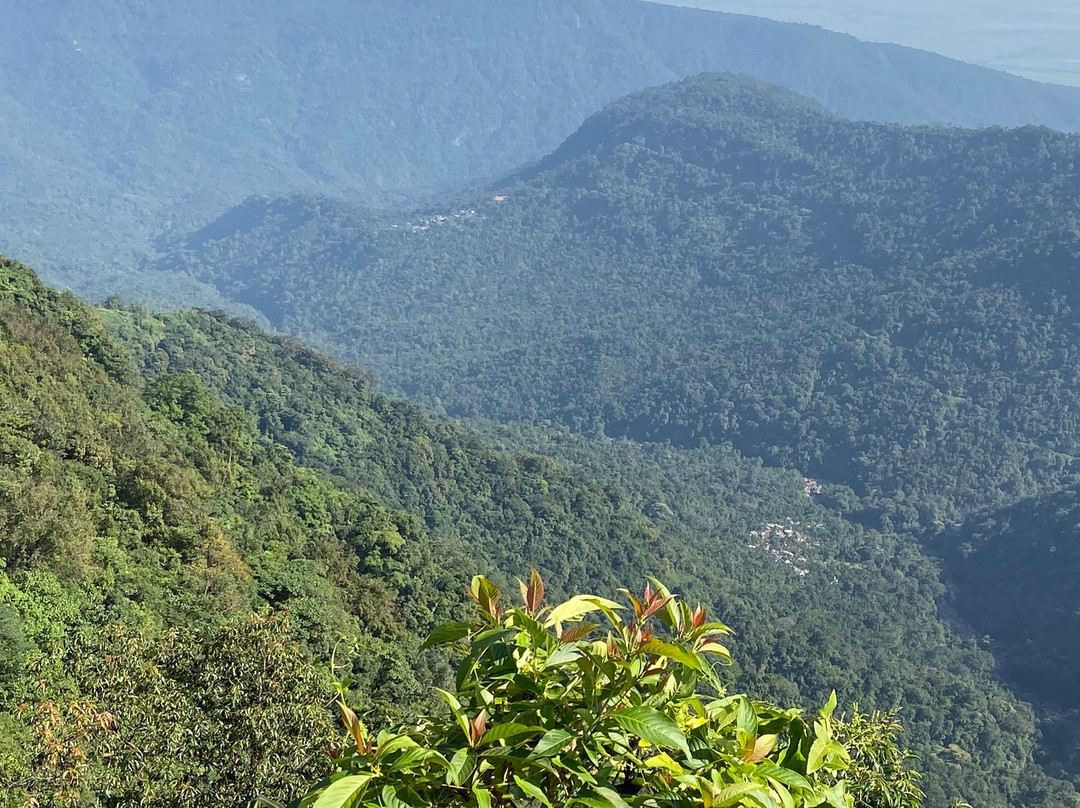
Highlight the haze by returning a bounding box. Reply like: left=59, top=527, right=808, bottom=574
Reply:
left=656, top=0, right=1080, bottom=86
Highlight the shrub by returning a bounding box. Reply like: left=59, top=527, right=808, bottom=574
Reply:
left=293, top=574, right=922, bottom=808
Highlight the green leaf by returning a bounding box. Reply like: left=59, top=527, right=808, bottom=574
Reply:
left=820, top=690, right=838, bottom=719
left=640, top=638, right=702, bottom=670
left=380, top=786, right=416, bottom=808
left=470, top=575, right=503, bottom=621
left=545, top=643, right=584, bottom=668
left=823, top=783, right=849, bottom=808
left=754, top=763, right=812, bottom=791
left=714, top=782, right=766, bottom=807
left=509, top=611, right=553, bottom=647
left=514, top=774, right=553, bottom=807
left=376, top=734, right=419, bottom=760
left=544, top=595, right=623, bottom=628
left=447, top=748, right=474, bottom=786
left=806, top=737, right=828, bottom=774
left=530, top=728, right=574, bottom=758
left=594, top=787, right=632, bottom=808
left=422, top=622, right=472, bottom=649
left=768, top=780, right=796, bottom=808
left=436, top=687, right=472, bottom=740
left=697, top=641, right=733, bottom=662
left=312, top=775, right=373, bottom=808
left=572, top=788, right=632, bottom=808
left=388, top=746, right=447, bottom=771
left=481, top=722, right=538, bottom=744
left=823, top=739, right=851, bottom=769
left=472, top=785, right=493, bottom=808
left=737, top=697, right=759, bottom=736
left=612, top=706, right=690, bottom=757
left=643, top=751, right=684, bottom=774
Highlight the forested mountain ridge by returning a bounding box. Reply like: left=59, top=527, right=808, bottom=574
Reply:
left=103, top=283, right=1080, bottom=806
left=1, top=253, right=1076, bottom=804
left=163, top=72, right=1080, bottom=536
left=0, top=252, right=704, bottom=800
left=8, top=0, right=1080, bottom=302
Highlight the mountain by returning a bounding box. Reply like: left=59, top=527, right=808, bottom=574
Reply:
left=1, top=253, right=1075, bottom=804
left=8, top=0, right=1080, bottom=302
left=158, top=73, right=1080, bottom=780
left=0, top=254, right=475, bottom=802
left=161, top=72, right=1080, bottom=531
left=941, top=484, right=1080, bottom=772
left=939, top=484, right=1080, bottom=789
left=97, top=275, right=1080, bottom=806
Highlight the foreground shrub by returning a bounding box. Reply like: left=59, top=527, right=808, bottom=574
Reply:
left=294, top=573, right=922, bottom=808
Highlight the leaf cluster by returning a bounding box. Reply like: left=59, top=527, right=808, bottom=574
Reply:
left=298, top=575, right=920, bottom=808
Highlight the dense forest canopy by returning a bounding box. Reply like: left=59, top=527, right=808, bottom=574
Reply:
left=6, top=0, right=1080, bottom=306
left=155, top=74, right=1080, bottom=781
left=0, top=254, right=1075, bottom=804
left=940, top=486, right=1080, bottom=784
left=163, top=72, right=1080, bottom=534
left=5, top=6, right=1080, bottom=799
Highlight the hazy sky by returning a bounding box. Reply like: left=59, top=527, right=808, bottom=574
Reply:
left=655, top=0, right=1080, bottom=86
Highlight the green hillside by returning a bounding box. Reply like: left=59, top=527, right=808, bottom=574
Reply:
left=2, top=251, right=728, bottom=800
left=0, top=251, right=699, bottom=801
left=108, top=288, right=1076, bottom=803
left=0, top=253, right=1072, bottom=803
left=155, top=74, right=1080, bottom=785
left=0, top=255, right=482, bottom=803
left=8, top=0, right=1080, bottom=302
left=939, top=487, right=1080, bottom=784
left=162, top=73, right=1080, bottom=536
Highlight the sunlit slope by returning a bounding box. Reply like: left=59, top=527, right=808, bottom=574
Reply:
left=164, top=72, right=1080, bottom=531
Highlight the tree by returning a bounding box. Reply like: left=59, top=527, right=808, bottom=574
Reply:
left=7, top=614, right=336, bottom=808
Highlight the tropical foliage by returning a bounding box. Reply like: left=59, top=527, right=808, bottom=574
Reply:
left=0, top=256, right=465, bottom=806
left=0, top=255, right=1075, bottom=806
left=106, top=291, right=1075, bottom=806
left=295, top=574, right=921, bottom=808
left=7, top=615, right=336, bottom=808
left=157, top=73, right=1080, bottom=747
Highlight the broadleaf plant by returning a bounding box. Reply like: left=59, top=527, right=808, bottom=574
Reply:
left=293, top=574, right=922, bottom=808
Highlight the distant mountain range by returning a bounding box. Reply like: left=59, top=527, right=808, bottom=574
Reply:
left=160, top=72, right=1080, bottom=526
left=659, top=0, right=1080, bottom=87
left=7, top=0, right=1080, bottom=303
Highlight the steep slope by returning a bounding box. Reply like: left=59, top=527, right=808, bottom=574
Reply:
left=2, top=251, right=1078, bottom=803
left=107, top=303, right=1079, bottom=807
left=939, top=487, right=1080, bottom=790
left=8, top=0, right=1080, bottom=297
left=164, top=72, right=1080, bottom=533
left=942, top=488, right=1080, bottom=709
left=0, top=256, right=476, bottom=803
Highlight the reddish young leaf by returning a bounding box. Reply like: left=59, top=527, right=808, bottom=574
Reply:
left=527, top=568, right=545, bottom=612
left=621, top=589, right=645, bottom=619
left=642, top=595, right=674, bottom=622
left=469, top=709, right=488, bottom=747
left=561, top=623, right=598, bottom=643
left=518, top=579, right=531, bottom=611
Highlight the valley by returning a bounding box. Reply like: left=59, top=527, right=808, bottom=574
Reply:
left=3, top=3, right=1080, bottom=806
